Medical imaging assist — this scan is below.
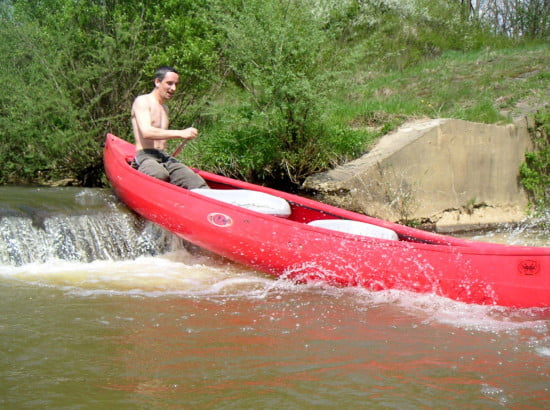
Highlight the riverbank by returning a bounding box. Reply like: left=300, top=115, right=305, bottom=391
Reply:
left=304, top=115, right=538, bottom=233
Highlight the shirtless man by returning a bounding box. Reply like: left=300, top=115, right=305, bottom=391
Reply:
left=131, top=66, right=208, bottom=189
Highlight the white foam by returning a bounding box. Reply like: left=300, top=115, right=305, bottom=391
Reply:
left=0, top=250, right=276, bottom=298
left=1, top=250, right=548, bottom=334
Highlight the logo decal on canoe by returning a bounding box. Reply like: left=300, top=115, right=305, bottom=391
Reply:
left=207, top=213, right=233, bottom=227
left=518, top=259, right=540, bottom=276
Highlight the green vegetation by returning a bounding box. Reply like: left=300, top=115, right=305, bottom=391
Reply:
left=0, top=0, right=548, bottom=191
left=520, top=108, right=550, bottom=215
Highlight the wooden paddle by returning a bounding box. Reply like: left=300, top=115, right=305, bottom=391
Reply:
left=171, top=139, right=189, bottom=157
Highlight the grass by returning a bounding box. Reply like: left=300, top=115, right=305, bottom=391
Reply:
left=329, top=43, right=550, bottom=131
left=319, top=42, right=550, bottom=215
left=180, top=42, right=549, bottom=189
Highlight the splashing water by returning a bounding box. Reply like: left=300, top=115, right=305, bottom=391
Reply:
left=1, top=186, right=548, bottom=329
left=1, top=187, right=549, bottom=409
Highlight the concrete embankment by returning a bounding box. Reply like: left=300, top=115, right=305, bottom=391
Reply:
left=303, top=117, right=534, bottom=233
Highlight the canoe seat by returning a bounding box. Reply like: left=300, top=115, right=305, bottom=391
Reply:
left=191, top=189, right=292, bottom=217
left=308, top=219, right=399, bottom=241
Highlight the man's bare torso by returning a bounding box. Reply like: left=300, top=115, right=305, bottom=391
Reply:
left=131, top=93, right=169, bottom=151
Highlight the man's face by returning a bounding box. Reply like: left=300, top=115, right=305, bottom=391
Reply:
left=156, top=72, right=180, bottom=101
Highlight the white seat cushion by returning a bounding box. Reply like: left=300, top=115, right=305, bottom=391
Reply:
left=191, top=189, right=291, bottom=217
left=308, top=219, right=398, bottom=240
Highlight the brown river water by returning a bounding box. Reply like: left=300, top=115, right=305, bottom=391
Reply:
left=0, top=187, right=548, bottom=408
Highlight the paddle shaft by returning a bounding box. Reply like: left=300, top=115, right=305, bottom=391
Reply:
left=171, top=139, right=189, bottom=157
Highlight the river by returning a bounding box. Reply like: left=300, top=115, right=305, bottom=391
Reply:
left=1, top=187, right=548, bottom=408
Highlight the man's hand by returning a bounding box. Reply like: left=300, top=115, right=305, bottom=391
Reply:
left=181, top=127, right=199, bottom=140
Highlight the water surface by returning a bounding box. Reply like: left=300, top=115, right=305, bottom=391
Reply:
left=1, top=187, right=548, bottom=408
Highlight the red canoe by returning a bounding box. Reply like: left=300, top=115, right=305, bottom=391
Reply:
left=104, top=134, right=550, bottom=308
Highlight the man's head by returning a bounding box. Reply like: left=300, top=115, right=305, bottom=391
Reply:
left=154, top=66, right=179, bottom=83
left=153, top=66, right=180, bottom=102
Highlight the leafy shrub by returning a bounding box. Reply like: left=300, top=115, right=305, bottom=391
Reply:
left=0, top=0, right=219, bottom=185
left=0, top=0, right=544, bottom=190
left=520, top=108, right=550, bottom=213
left=200, top=0, right=349, bottom=185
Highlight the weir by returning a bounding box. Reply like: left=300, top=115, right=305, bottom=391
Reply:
left=0, top=187, right=185, bottom=266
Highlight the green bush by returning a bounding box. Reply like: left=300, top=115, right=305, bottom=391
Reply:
left=520, top=108, right=550, bottom=214
left=0, top=0, right=219, bottom=185
left=196, top=0, right=349, bottom=185
left=0, top=0, right=546, bottom=191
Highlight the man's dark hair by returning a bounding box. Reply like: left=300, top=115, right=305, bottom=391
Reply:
left=154, top=66, right=179, bottom=83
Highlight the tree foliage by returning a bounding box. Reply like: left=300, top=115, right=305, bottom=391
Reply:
left=520, top=108, right=550, bottom=214
left=193, top=0, right=350, bottom=185
left=0, top=0, right=219, bottom=185
left=0, top=0, right=546, bottom=187
left=474, top=0, right=550, bottom=39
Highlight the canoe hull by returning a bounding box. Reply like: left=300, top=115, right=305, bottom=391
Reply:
left=104, top=134, right=550, bottom=308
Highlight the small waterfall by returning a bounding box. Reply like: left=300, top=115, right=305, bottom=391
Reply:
left=0, top=187, right=186, bottom=266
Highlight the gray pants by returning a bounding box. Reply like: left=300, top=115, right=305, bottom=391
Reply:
left=135, top=149, right=209, bottom=189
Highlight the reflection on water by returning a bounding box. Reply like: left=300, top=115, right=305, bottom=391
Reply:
left=0, top=188, right=548, bottom=407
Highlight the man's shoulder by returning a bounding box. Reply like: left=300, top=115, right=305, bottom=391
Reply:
left=132, top=93, right=153, bottom=114
left=133, top=93, right=151, bottom=105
